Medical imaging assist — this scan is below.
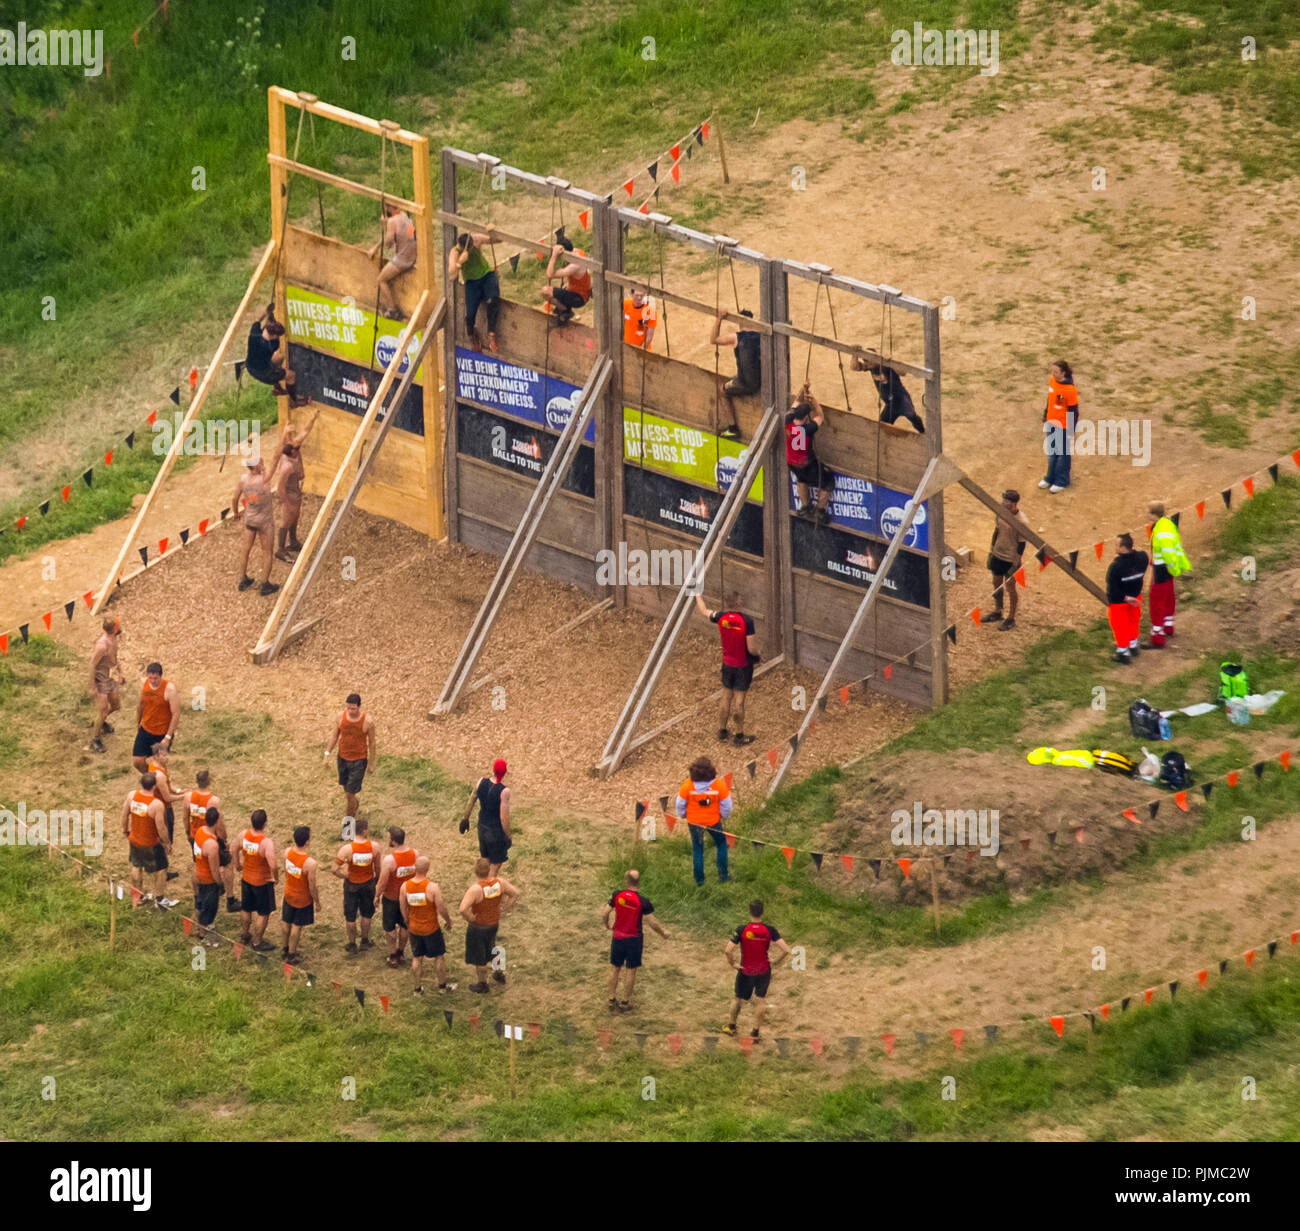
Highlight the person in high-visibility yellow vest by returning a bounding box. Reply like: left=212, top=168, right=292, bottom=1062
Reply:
left=1146, top=501, right=1190, bottom=647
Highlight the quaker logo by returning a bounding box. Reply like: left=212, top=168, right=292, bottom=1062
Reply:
left=374, top=334, right=415, bottom=375
left=679, top=494, right=709, bottom=518
left=545, top=394, right=576, bottom=433
left=715, top=452, right=742, bottom=492
left=846, top=547, right=876, bottom=571
left=879, top=501, right=923, bottom=548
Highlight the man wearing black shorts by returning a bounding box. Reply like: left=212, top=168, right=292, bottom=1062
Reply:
left=323, top=693, right=376, bottom=821
left=603, top=868, right=670, bottom=1013
left=853, top=356, right=925, bottom=433
left=723, top=899, right=793, bottom=1042
left=785, top=385, right=833, bottom=525
left=280, top=826, right=319, bottom=966
left=458, top=857, right=520, bottom=994
left=458, top=758, right=513, bottom=875
left=234, top=809, right=277, bottom=953
left=400, top=855, right=455, bottom=995
left=694, top=592, right=760, bottom=746
left=190, top=811, right=222, bottom=944
left=983, top=489, right=1031, bottom=632
left=331, top=816, right=378, bottom=953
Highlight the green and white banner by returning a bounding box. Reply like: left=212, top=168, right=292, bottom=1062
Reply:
left=622, top=407, right=765, bottom=502
left=284, top=284, right=426, bottom=382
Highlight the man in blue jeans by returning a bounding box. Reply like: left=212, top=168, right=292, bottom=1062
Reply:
left=676, top=757, right=732, bottom=886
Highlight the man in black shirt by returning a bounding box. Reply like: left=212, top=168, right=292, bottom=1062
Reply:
left=1104, top=533, right=1149, bottom=664
left=853, top=357, right=924, bottom=433
left=458, top=757, right=513, bottom=876
left=709, top=308, right=761, bottom=440
left=245, top=306, right=307, bottom=406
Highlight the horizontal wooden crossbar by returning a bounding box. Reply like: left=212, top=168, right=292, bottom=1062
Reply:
left=781, top=260, right=932, bottom=313
left=614, top=207, right=767, bottom=267
left=771, top=321, right=931, bottom=381
left=270, top=87, right=425, bottom=146
left=603, top=271, right=772, bottom=333
left=436, top=210, right=603, bottom=270
left=267, top=154, right=424, bottom=215
left=443, top=147, right=610, bottom=207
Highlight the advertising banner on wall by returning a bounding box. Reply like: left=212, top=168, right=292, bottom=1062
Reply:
left=624, top=465, right=764, bottom=557
left=622, top=408, right=765, bottom=503
left=454, top=347, right=594, bottom=444
left=788, top=474, right=929, bottom=552
left=790, top=516, right=930, bottom=607
left=284, top=284, right=427, bottom=382
left=288, top=344, right=425, bottom=436
left=457, top=403, right=595, bottom=498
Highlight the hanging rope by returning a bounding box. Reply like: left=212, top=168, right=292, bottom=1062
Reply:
left=367, top=128, right=390, bottom=372
left=803, top=280, right=820, bottom=386
left=822, top=278, right=852, bottom=415
left=308, top=110, right=327, bottom=236
left=270, top=103, right=309, bottom=295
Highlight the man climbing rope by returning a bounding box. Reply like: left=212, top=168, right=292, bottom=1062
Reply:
left=1145, top=501, right=1190, bottom=648
left=785, top=385, right=833, bottom=525
left=853, top=356, right=924, bottom=433
left=448, top=230, right=501, bottom=353
left=368, top=202, right=417, bottom=319
left=694, top=592, right=760, bottom=745
left=540, top=237, right=591, bottom=325
left=709, top=307, right=758, bottom=440
left=233, top=456, right=279, bottom=595
left=244, top=305, right=308, bottom=406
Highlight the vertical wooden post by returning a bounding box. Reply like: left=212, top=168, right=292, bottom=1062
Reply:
left=922, top=302, right=949, bottom=704
left=410, top=134, right=445, bottom=539
left=441, top=149, right=462, bottom=544
left=509, top=1031, right=518, bottom=1098
left=928, top=859, right=942, bottom=937
left=768, top=261, right=795, bottom=661
left=109, top=879, right=117, bottom=949
left=712, top=108, right=731, bottom=184
left=594, top=198, right=625, bottom=608
left=268, top=88, right=290, bottom=444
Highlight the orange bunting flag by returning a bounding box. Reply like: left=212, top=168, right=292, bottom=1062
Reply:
left=767, top=748, right=778, bottom=769
left=880, top=1033, right=895, bottom=1056
left=1196, top=969, right=1208, bottom=988
left=578, top=209, right=590, bottom=229
left=809, top=1036, right=823, bottom=1057
left=1195, top=500, right=1205, bottom=519
left=61, top=485, right=71, bottom=502
left=1014, top=567, right=1026, bottom=588
left=1292, top=931, right=1300, bottom=946
left=671, top=162, right=681, bottom=183
left=198, top=518, right=209, bottom=536
left=737, top=1035, right=753, bottom=1056
left=1099, top=1003, right=1110, bottom=1021
left=970, top=607, right=981, bottom=627
left=147, top=409, right=157, bottom=426
left=622, top=178, right=635, bottom=196
left=1122, top=809, right=1139, bottom=825
left=840, top=854, right=854, bottom=875
left=839, top=685, right=850, bottom=706
left=897, top=858, right=911, bottom=880
left=883, top=664, right=893, bottom=680
left=182, top=917, right=193, bottom=935
left=42, top=612, right=52, bottom=631
left=130, top=886, right=142, bottom=908
left=1227, top=771, right=1239, bottom=787
left=1143, top=988, right=1154, bottom=1006
left=725, top=832, right=737, bottom=848
left=283, top=963, right=293, bottom=982
left=1279, top=750, right=1291, bottom=772
left=701, top=121, right=710, bottom=141
left=1173, top=791, right=1188, bottom=812
left=104, top=451, right=113, bottom=466
left=1243, top=477, right=1255, bottom=498
left=596, top=1029, right=611, bottom=1051
left=781, top=846, right=795, bottom=867
left=950, top=1027, right=964, bottom=1051
left=331, top=980, right=341, bottom=998
left=1048, top=1015, right=1065, bottom=1038
left=82, top=591, right=94, bottom=608
left=668, top=1033, right=682, bottom=1054
left=1244, top=949, right=1256, bottom=968
left=189, top=366, right=199, bottom=389
left=1093, top=541, right=1104, bottom=560
left=638, top=201, right=649, bottom=215
left=158, top=537, right=169, bottom=557
left=0, top=635, right=7, bottom=657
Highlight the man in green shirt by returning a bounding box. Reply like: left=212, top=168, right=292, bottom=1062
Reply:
left=447, top=231, right=501, bottom=353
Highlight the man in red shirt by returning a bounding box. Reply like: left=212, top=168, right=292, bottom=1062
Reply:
left=723, top=899, right=793, bottom=1041
left=694, top=592, right=761, bottom=746
left=785, top=384, right=833, bottom=524
left=602, top=868, right=671, bottom=1013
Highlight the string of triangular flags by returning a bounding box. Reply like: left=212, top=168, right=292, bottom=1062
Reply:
left=0, top=361, right=238, bottom=542
left=493, top=114, right=715, bottom=277
left=977, top=444, right=1300, bottom=604
left=25, top=819, right=1300, bottom=1060
left=634, top=737, right=1296, bottom=883
left=37, top=0, right=173, bottom=96
left=0, top=502, right=236, bottom=657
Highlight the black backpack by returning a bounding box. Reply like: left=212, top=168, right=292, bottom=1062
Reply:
left=1129, top=699, right=1163, bottom=741
left=1160, top=750, right=1191, bottom=790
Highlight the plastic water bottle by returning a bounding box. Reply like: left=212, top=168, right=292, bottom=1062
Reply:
left=1227, top=698, right=1250, bottom=726
left=1158, top=714, right=1171, bottom=740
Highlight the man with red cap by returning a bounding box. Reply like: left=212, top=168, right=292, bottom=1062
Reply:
left=458, top=758, right=513, bottom=876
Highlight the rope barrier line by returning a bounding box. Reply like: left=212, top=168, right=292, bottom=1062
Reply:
left=17, top=818, right=1300, bottom=1058
left=635, top=741, right=1296, bottom=880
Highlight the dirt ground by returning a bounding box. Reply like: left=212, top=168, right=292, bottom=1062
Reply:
left=6, top=26, right=1300, bottom=1050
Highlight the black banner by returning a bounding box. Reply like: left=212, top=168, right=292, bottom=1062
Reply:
left=791, top=515, right=930, bottom=607
left=623, top=464, right=764, bottom=558
left=457, top=403, right=595, bottom=498
left=288, top=344, right=424, bottom=436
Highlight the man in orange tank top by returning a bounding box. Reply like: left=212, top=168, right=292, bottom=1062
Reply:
left=183, top=770, right=238, bottom=914
left=234, top=809, right=278, bottom=951
left=120, top=772, right=173, bottom=906
left=540, top=235, right=592, bottom=325
left=280, top=825, right=319, bottom=965
left=324, top=693, right=376, bottom=821
left=458, top=856, right=520, bottom=994
left=191, top=814, right=222, bottom=942
left=400, top=855, right=455, bottom=995
left=132, top=661, right=179, bottom=772
left=375, top=825, right=417, bottom=968
left=331, top=816, right=379, bottom=953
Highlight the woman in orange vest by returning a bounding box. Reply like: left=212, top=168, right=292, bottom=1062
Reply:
left=675, top=757, right=733, bottom=886
left=541, top=236, right=592, bottom=325
left=1040, top=359, right=1079, bottom=493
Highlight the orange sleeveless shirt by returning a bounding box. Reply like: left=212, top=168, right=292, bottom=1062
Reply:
left=128, top=790, right=160, bottom=847
left=383, top=847, right=416, bottom=901
left=337, top=710, right=368, bottom=761
left=284, top=848, right=312, bottom=907
left=404, top=875, right=439, bottom=935
left=471, top=877, right=503, bottom=927
left=192, top=824, right=217, bottom=884
left=187, top=789, right=214, bottom=839
left=345, top=838, right=375, bottom=884
left=240, top=829, right=271, bottom=886
left=140, top=678, right=171, bottom=736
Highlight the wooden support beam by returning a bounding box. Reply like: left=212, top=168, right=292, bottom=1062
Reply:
left=268, top=86, right=425, bottom=145
left=599, top=402, right=783, bottom=778
left=771, top=321, right=930, bottom=381
left=442, top=148, right=609, bottom=207
left=781, top=261, right=932, bottom=314
left=250, top=291, right=434, bottom=662
left=430, top=355, right=614, bottom=715
left=436, top=210, right=602, bottom=269
left=767, top=456, right=940, bottom=796
left=266, top=154, right=424, bottom=215
left=923, top=303, right=951, bottom=706
left=603, top=271, right=771, bottom=333
left=956, top=475, right=1109, bottom=606
left=614, top=209, right=766, bottom=267
left=469, top=598, right=613, bottom=692
left=92, top=241, right=277, bottom=614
